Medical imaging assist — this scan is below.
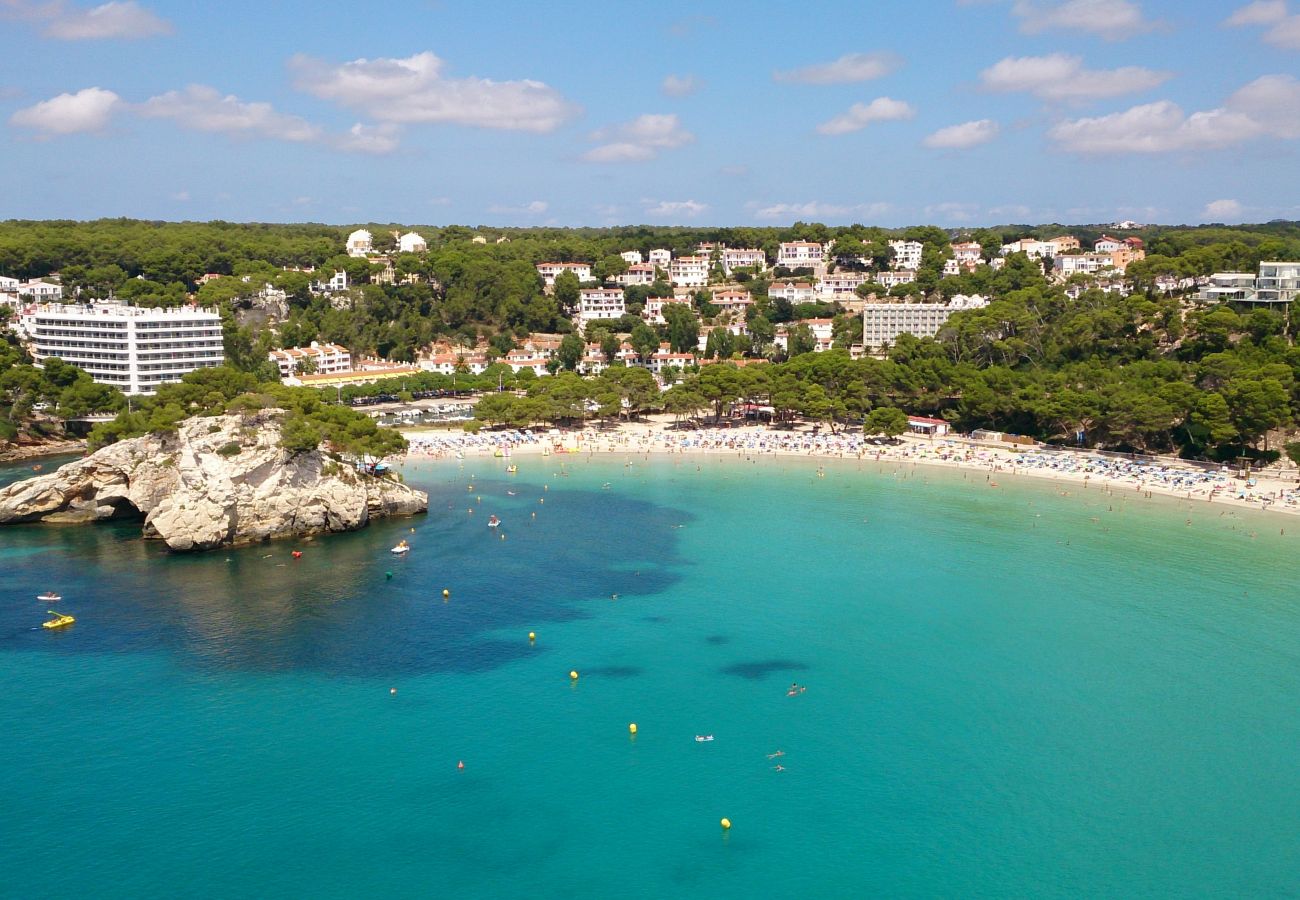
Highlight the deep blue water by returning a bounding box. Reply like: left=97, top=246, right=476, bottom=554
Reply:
left=1, top=453, right=1298, bottom=898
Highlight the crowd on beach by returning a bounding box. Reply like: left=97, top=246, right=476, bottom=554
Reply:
left=401, top=425, right=1300, bottom=516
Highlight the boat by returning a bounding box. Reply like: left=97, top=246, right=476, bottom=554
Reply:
left=694, top=735, right=714, bottom=743
left=506, top=465, right=517, bottom=474
left=390, top=540, right=410, bottom=555
left=43, top=611, right=74, bottom=629
left=36, top=592, right=62, bottom=602
left=487, top=515, right=501, bottom=528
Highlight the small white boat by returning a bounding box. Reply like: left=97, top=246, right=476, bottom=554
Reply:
left=37, top=592, right=62, bottom=602
left=390, top=540, right=410, bottom=555
left=694, top=735, right=714, bottom=743
left=487, top=515, right=501, bottom=528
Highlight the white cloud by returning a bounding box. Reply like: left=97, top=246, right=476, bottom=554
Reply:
left=582, top=113, right=694, bottom=163
left=2, top=0, right=171, bottom=39
left=1011, top=0, right=1155, bottom=40
left=334, top=122, right=401, bottom=155
left=753, top=201, right=891, bottom=221
left=1226, top=1, right=1300, bottom=48
left=925, top=202, right=981, bottom=223
left=923, top=119, right=1000, bottom=149
left=487, top=200, right=548, bottom=215
left=980, top=53, right=1170, bottom=101
left=138, top=85, right=323, bottom=143
left=816, top=97, right=915, bottom=135
left=661, top=74, right=701, bottom=97
left=1048, top=74, right=1300, bottom=154
left=1269, top=16, right=1300, bottom=46
left=289, top=50, right=580, bottom=133
left=9, top=86, right=120, bottom=135
left=644, top=199, right=708, bottom=218
left=1225, top=1, right=1287, bottom=26
left=1202, top=199, right=1244, bottom=220
left=773, top=52, right=901, bottom=85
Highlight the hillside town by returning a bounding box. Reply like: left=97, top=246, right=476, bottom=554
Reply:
left=5, top=223, right=1296, bottom=399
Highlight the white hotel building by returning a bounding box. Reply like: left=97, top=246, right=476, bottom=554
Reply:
left=22, top=303, right=224, bottom=395
left=861, top=295, right=988, bottom=350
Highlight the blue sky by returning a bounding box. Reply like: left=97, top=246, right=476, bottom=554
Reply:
left=3, top=0, right=1299, bottom=227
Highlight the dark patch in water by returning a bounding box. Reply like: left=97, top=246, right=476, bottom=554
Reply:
left=0, top=471, right=696, bottom=679
left=704, top=635, right=729, bottom=645
left=720, top=659, right=810, bottom=680
left=642, top=615, right=670, bottom=623
left=577, top=665, right=643, bottom=678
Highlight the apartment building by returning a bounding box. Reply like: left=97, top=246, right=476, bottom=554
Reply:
left=22, top=303, right=224, bottom=395
left=861, top=295, right=988, bottom=350
left=268, top=341, right=352, bottom=379
left=536, top=262, right=593, bottom=286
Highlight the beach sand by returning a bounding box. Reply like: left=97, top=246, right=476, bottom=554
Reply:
left=400, top=416, right=1300, bottom=522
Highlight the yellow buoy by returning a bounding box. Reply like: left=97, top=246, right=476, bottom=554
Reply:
left=628, top=723, right=637, bottom=735
left=442, top=588, right=450, bottom=598
left=720, top=818, right=731, bottom=830
left=570, top=670, right=579, bottom=680
left=528, top=631, right=536, bottom=641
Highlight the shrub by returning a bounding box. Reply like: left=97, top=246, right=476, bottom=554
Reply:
left=216, top=441, right=242, bottom=457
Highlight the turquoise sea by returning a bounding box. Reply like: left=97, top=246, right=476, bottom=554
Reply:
left=2, top=452, right=1298, bottom=898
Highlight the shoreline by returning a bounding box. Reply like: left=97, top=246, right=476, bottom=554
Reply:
left=0, top=440, right=87, bottom=465
left=399, top=421, right=1300, bottom=522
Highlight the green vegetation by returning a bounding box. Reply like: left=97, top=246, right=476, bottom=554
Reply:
left=0, top=332, right=124, bottom=445
left=86, top=367, right=406, bottom=459
left=6, top=218, right=1300, bottom=462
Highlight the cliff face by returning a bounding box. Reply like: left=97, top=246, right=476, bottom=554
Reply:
left=0, top=411, right=426, bottom=551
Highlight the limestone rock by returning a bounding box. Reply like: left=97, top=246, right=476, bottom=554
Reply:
left=0, top=411, right=426, bottom=551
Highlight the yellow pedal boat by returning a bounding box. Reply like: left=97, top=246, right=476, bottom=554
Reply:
left=43, top=611, right=75, bottom=629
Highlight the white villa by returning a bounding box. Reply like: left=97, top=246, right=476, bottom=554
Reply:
left=346, top=229, right=373, bottom=257
left=536, top=262, right=593, bottom=286
left=576, top=288, right=626, bottom=327
left=398, top=232, right=428, bottom=254
left=777, top=241, right=824, bottom=271
left=669, top=256, right=709, bottom=287
left=269, top=341, right=352, bottom=379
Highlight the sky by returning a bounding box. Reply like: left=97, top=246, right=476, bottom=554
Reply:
left=3, top=0, right=1299, bottom=228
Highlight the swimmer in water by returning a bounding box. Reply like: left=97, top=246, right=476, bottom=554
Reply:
left=773, top=764, right=785, bottom=772
left=766, top=750, right=784, bottom=759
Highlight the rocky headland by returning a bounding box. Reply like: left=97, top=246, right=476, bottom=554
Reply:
left=0, top=411, right=426, bottom=551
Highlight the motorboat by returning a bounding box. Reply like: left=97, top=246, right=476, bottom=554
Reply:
left=487, top=515, right=501, bottom=528
left=694, top=735, right=714, bottom=743
left=37, top=592, right=62, bottom=602
left=43, top=611, right=74, bottom=629
left=390, top=540, right=410, bottom=555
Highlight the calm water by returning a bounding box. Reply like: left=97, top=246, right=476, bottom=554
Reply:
left=1, top=453, right=1298, bottom=898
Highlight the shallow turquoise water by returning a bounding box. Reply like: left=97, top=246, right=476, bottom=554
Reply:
left=2, top=453, right=1298, bottom=898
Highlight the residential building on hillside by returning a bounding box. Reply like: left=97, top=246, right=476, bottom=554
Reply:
left=269, top=341, right=352, bottom=378
left=643, top=294, right=692, bottom=324
left=346, top=229, right=373, bottom=257
left=18, top=279, right=63, bottom=301
left=1195, top=272, right=1258, bottom=302
left=21, top=303, right=224, bottom=395
left=1094, top=235, right=1123, bottom=253
left=1048, top=236, right=1080, bottom=254
left=774, top=318, right=835, bottom=354
left=397, top=232, right=427, bottom=254
left=311, top=270, right=349, bottom=293
left=711, top=289, right=753, bottom=316
left=536, top=261, right=593, bottom=286
left=669, top=256, right=709, bottom=287
left=620, top=250, right=644, bottom=265
left=722, top=248, right=767, bottom=274
left=888, top=240, right=924, bottom=271
left=777, top=241, right=824, bottom=270
left=769, top=281, right=817, bottom=302
left=1000, top=237, right=1075, bottom=260
left=1257, top=262, right=1300, bottom=304
left=1054, top=253, right=1115, bottom=277
left=877, top=270, right=917, bottom=289
left=951, top=241, right=983, bottom=266
left=615, top=263, right=656, bottom=286
left=819, top=272, right=869, bottom=297
left=647, top=249, right=672, bottom=269
left=576, top=288, right=626, bottom=326
left=861, top=295, right=988, bottom=350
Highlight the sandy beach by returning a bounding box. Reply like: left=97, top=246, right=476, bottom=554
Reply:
left=400, top=416, right=1300, bottom=521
